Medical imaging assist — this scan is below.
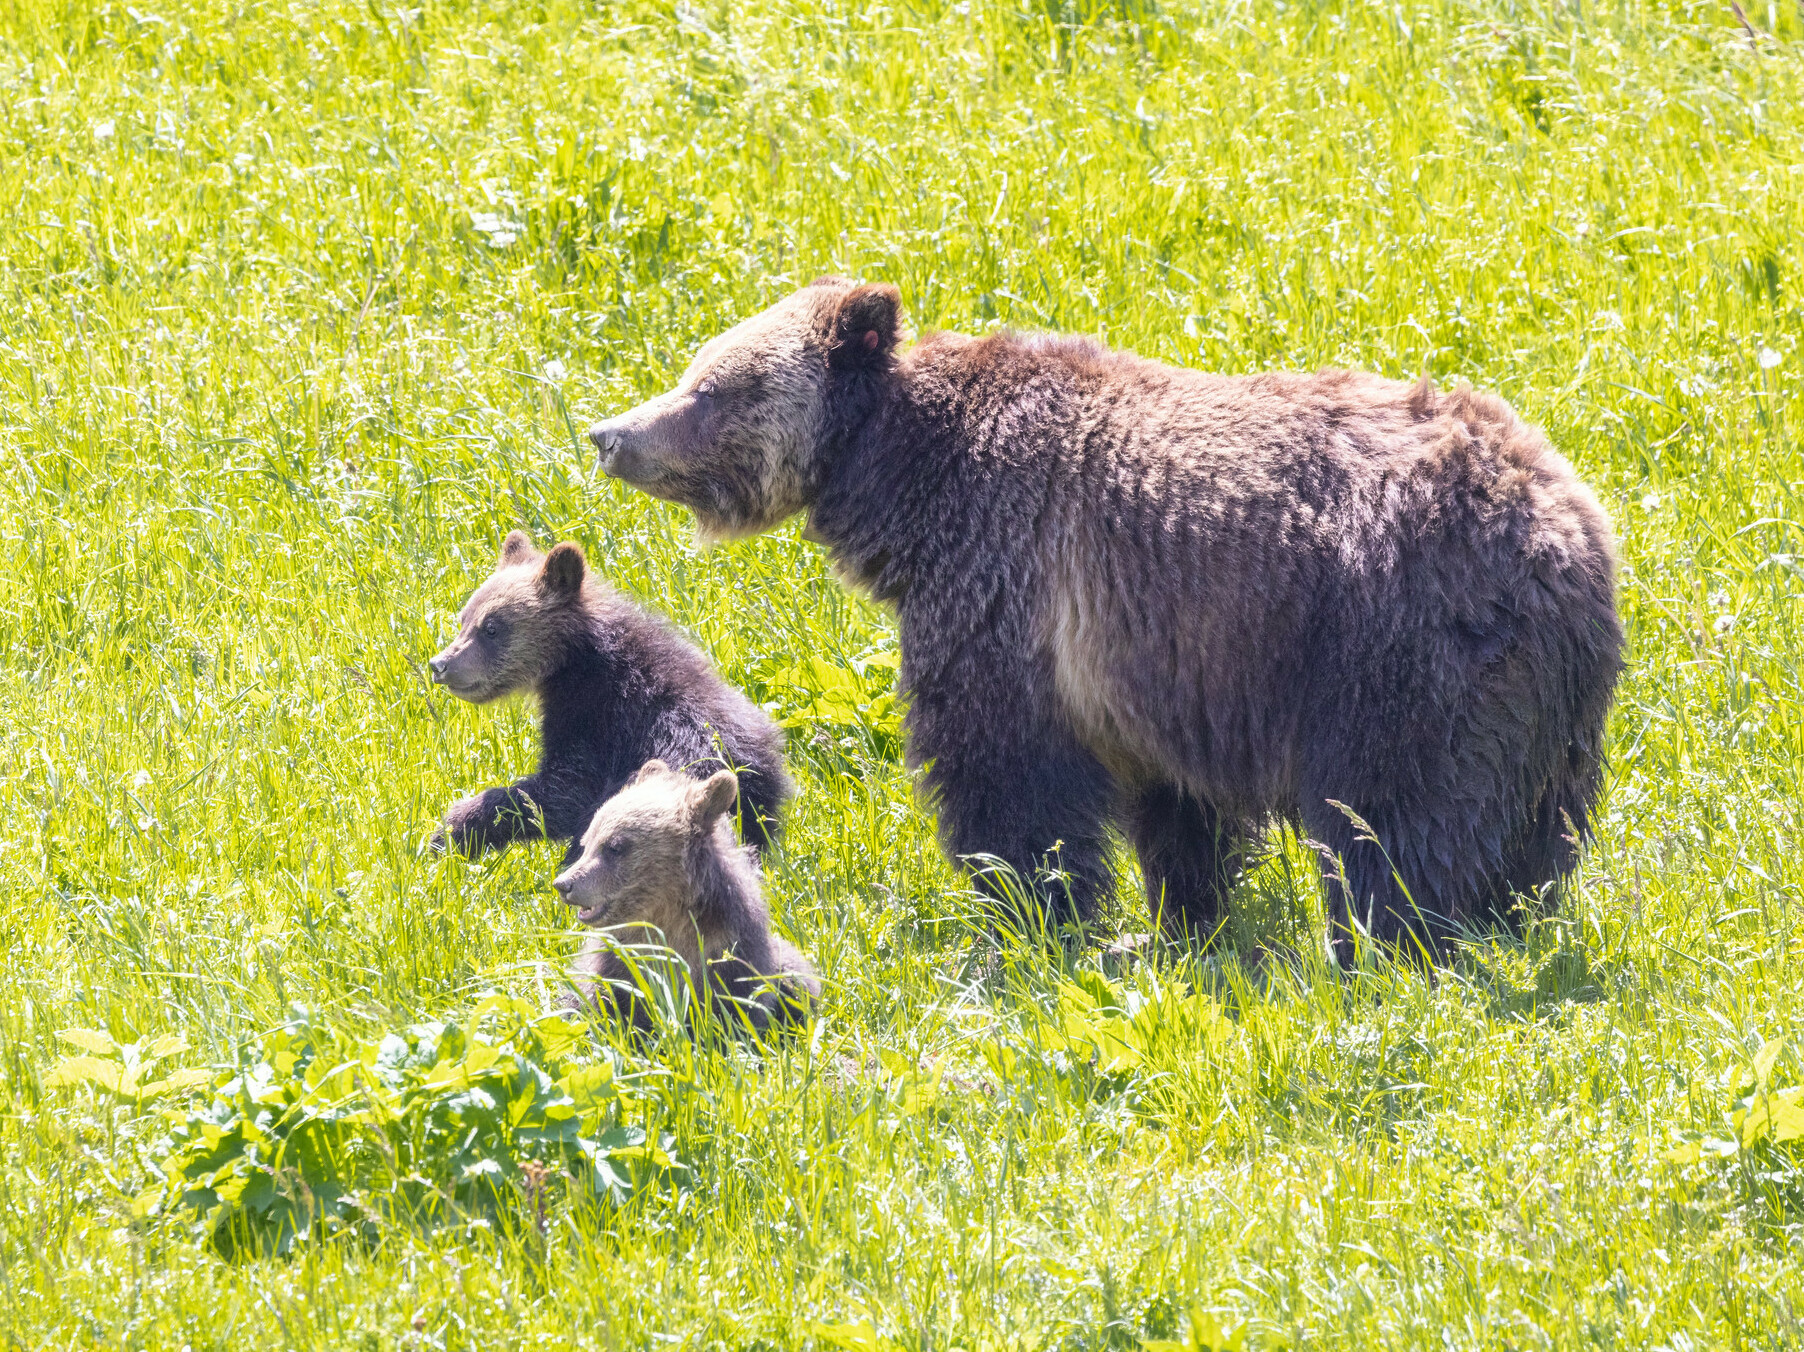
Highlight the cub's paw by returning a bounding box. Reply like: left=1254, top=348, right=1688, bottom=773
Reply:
left=433, top=792, right=493, bottom=855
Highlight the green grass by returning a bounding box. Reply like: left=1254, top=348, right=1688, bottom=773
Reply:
left=2, top=0, right=1803, bottom=1344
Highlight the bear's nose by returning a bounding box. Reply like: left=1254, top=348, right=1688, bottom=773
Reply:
left=552, top=874, right=574, bottom=900
left=591, top=422, right=626, bottom=476
left=427, top=654, right=446, bottom=681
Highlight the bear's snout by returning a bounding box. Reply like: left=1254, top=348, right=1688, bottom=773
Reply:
left=590, top=420, right=626, bottom=476
left=427, top=643, right=488, bottom=701
left=555, top=866, right=609, bottom=925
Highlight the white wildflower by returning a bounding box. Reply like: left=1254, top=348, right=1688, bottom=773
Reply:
left=1758, top=346, right=1782, bottom=370
left=470, top=210, right=522, bottom=248
left=1640, top=492, right=1660, bottom=511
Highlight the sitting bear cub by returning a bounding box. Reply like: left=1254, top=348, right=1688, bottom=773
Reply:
left=554, top=759, right=819, bottom=1030
left=428, top=531, right=791, bottom=863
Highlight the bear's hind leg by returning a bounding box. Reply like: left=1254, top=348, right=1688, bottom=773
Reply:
left=1123, top=784, right=1248, bottom=944
left=1488, top=748, right=1603, bottom=932
left=1302, top=801, right=1473, bottom=967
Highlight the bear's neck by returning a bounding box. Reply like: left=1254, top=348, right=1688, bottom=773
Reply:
left=809, top=336, right=984, bottom=604
left=685, top=829, right=771, bottom=957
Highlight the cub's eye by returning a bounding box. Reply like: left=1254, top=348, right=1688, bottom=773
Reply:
left=479, top=615, right=501, bottom=637
left=694, top=379, right=717, bottom=399
left=601, top=838, right=629, bottom=858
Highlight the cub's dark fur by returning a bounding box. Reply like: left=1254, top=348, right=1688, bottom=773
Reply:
left=589, top=281, right=1624, bottom=961
left=428, top=532, right=791, bottom=863
left=555, top=759, right=819, bottom=1031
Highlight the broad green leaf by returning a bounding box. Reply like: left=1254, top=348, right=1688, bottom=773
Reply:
left=1739, top=1086, right=1804, bottom=1146
left=55, top=1028, right=119, bottom=1057
left=45, top=1055, right=125, bottom=1093
left=138, top=1068, right=215, bottom=1099
left=1752, top=1037, right=1788, bottom=1089
left=143, top=1034, right=191, bottom=1064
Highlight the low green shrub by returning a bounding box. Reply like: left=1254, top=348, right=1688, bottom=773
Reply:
left=52, top=998, right=690, bottom=1257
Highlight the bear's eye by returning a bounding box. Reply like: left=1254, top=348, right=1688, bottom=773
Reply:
left=694, top=378, right=717, bottom=399
left=601, top=838, right=629, bottom=858
left=479, top=615, right=502, bottom=638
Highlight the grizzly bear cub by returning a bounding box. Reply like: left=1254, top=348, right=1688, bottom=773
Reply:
left=554, top=759, right=819, bottom=1030
left=428, top=531, right=791, bottom=863
left=588, top=279, right=1624, bottom=962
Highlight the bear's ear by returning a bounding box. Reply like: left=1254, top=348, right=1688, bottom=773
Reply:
left=828, top=283, right=902, bottom=371
left=499, top=530, right=539, bottom=568
left=538, top=541, right=586, bottom=600
left=630, top=758, right=670, bottom=785
left=692, top=769, right=739, bottom=824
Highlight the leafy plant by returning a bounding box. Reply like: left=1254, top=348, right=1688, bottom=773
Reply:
left=46, top=1028, right=213, bottom=1104
left=136, top=999, right=689, bottom=1256
left=756, top=646, right=903, bottom=761
left=1665, top=1038, right=1804, bottom=1234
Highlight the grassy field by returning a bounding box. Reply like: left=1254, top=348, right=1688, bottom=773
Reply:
left=2, top=0, right=1803, bottom=1345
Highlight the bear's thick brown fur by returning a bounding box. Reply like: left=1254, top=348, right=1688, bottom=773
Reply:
left=428, top=532, right=791, bottom=864
left=588, top=281, right=1624, bottom=960
left=554, top=759, right=819, bottom=1030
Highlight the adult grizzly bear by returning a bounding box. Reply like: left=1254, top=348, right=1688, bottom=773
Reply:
left=428, top=531, right=792, bottom=862
left=588, top=280, right=1623, bottom=959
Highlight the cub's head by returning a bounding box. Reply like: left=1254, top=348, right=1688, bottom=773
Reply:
left=427, top=531, right=591, bottom=703
left=552, top=759, right=740, bottom=931
left=589, top=279, right=903, bottom=544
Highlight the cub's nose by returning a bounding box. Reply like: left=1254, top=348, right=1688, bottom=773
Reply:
left=552, top=874, right=574, bottom=900
left=427, top=654, right=447, bottom=682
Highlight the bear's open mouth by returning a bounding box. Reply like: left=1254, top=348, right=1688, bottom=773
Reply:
left=576, top=900, right=609, bottom=926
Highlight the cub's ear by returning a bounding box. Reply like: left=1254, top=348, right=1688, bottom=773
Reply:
left=828, top=282, right=902, bottom=371
left=499, top=530, right=539, bottom=568
left=538, top=541, right=586, bottom=599
left=692, top=769, right=739, bottom=824
left=630, top=758, right=670, bottom=785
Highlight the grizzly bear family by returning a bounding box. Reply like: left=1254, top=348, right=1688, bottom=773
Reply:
left=586, top=278, right=1624, bottom=962
left=433, top=279, right=1620, bottom=1017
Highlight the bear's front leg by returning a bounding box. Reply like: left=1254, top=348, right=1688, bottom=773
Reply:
left=1123, top=783, right=1252, bottom=944
left=910, top=680, right=1116, bottom=930
left=433, top=779, right=550, bottom=855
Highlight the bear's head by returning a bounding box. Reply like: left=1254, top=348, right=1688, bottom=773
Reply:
left=552, top=758, right=740, bottom=934
left=589, top=278, right=902, bottom=543
left=427, top=530, right=591, bottom=703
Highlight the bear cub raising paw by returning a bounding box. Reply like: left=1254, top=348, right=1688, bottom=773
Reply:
left=554, top=759, right=820, bottom=1031
left=428, top=531, right=792, bottom=863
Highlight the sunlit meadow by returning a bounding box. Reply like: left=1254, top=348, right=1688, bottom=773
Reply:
left=1, top=0, right=1802, bottom=1345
